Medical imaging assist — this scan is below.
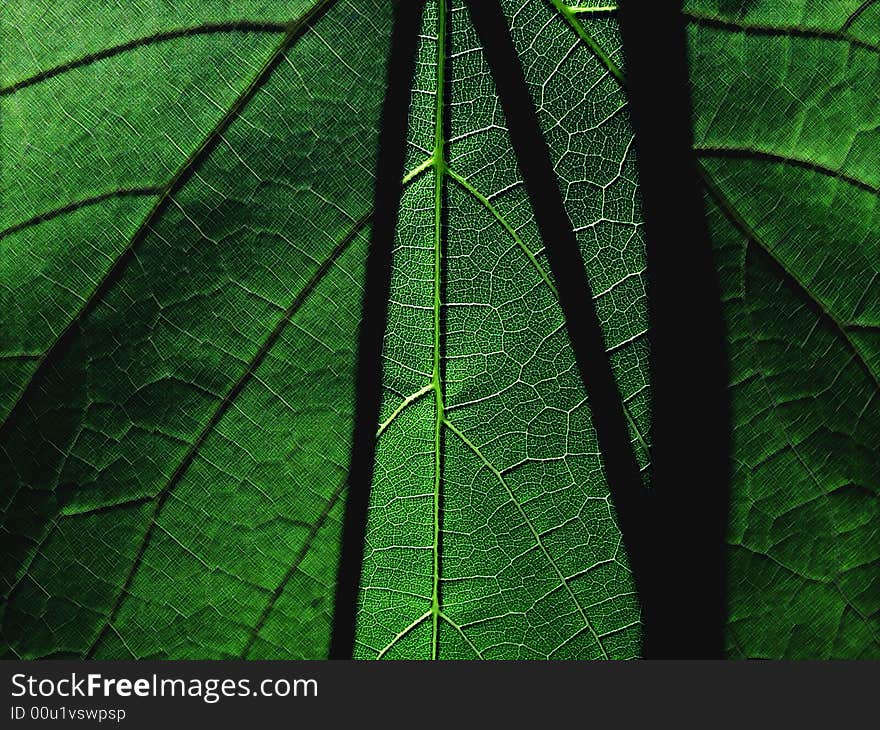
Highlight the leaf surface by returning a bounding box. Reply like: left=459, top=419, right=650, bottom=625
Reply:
left=1, top=0, right=392, bottom=659
left=353, top=0, right=646, bottom=660
left=1, top=0, right=649, bottom=659
left=9, top=0, right=873, bottom=661
left=683, top=0, right=880, bottom=658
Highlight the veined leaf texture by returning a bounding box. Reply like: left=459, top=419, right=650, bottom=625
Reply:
left=0, top=0, right=876, bottom=660
left=685, top=0, right=879, bottom=658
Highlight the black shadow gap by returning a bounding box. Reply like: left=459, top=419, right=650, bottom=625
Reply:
left=617, top=1, right=731, bottom=658
left=329, top=0, right=426, bottom=660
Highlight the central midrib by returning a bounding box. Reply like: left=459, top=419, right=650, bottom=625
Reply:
left=383, top=0, right=641, bottom=659
left=430, top=0, right=448, bottom=662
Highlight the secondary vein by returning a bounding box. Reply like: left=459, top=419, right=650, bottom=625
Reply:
left=376, top=382, right=434, bottom=436
left=0, top=188, right=162, bottom=242
left=83, top=208, right=368, bottom=658
left=699, top=164, right=880, bottom=390
left=683, top=9, right=880, bottom=55
left=0, top=0, right=339, bottom=445
left=548, top=0, right=626, bottom=86
left=8, top=151, right=426, bottom=636
left=439, top=612, right=485, bottom=658
left=568, top=5, right=618, bottom=14
left=842, top=0, right=878, bottom=32
left=443, top=418, right=610, bottom=659
left=446, top=166, right=651, bottom=466
left=446, top=166, right=556, bottom=294
left=376, top=611, right=432, bottom=659
left=240, top=476, right=348, bottom=658
left=0, top=21, right=288, bottom=97
left=696, top=146, right=880, bottom=197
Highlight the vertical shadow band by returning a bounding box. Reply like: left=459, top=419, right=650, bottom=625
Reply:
left=464, top=0, right=651, bottom=653
left=617, top=1, right=731, bottom=657
left=329, top=0, right=426, bottom=660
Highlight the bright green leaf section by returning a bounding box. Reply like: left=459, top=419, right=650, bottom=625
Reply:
left=353, top=0, right=644, bottom=660
left=1, top=0, right=392, bottom=659
left=683, top=0, right=879, bottom=657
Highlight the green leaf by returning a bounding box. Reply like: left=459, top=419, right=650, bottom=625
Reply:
left=1, top=0, right=393, bottom=659
left=6, top=0, right=872, bottom=661
left=1, top=0, right=649, bottom=659
left=353, top=0, right=646, bottom=659
left=683, top=0, right=880, bottom=658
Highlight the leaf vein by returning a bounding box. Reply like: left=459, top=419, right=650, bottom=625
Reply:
left=443, top=417, right=610, bottom=659
left=0, top=21, right=288, bottom=97
left=0, top=0, right=340, bottom=446
left=82, top=209, right=369, bottom=658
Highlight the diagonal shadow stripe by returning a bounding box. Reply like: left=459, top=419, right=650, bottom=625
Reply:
left=617, top=0, right=729, bottom=658
left=329, top=0, right=426, bottom=660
